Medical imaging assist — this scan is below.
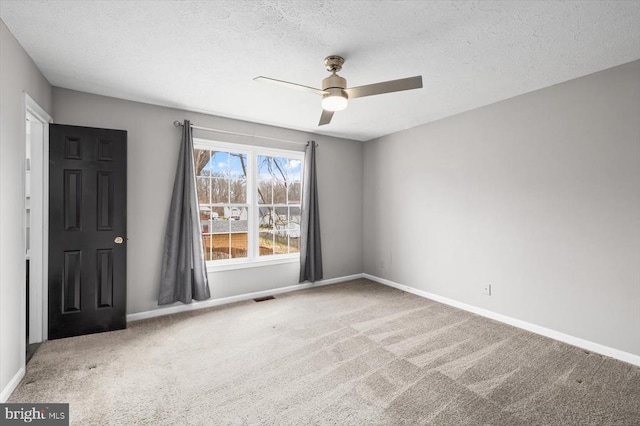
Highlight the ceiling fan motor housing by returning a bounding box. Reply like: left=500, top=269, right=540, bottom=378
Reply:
left=322, top=74, right=347, bottom=91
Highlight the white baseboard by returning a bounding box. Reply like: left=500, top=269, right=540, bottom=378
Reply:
left=127, top=273, right=365, bottom=323
left=1, top=367, right=25, bottom=403
left=363, top=273, right=640, bottom=367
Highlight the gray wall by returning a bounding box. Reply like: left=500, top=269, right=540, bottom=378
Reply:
left=363, top=60, right=640, bottom=356
left=52, top=88, right=363, bottom=315
left=0, top=20, right=52, bottom=400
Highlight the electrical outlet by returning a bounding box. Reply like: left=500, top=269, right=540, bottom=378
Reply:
left=482, top=284, right=491, bottom=296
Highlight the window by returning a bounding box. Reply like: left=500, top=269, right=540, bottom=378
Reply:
left=194, top=139, right=303, bottom=269
left=257, top=154, right=302, bottom=256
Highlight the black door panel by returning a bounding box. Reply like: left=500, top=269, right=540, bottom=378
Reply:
left=48, top=124, right=127, bottom=339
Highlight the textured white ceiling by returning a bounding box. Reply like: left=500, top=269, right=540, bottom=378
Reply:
left=1, top=1, right=639, bottom=141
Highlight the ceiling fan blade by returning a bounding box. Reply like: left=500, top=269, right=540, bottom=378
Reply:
left=254, top=76, right=326, bottom=96
left=318, top=109, right=334, bottom=126
left=345, top=75, right=423, bottom=99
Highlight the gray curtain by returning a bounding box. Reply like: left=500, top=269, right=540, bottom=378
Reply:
left=158, top=120, right=211, bottom=304
left=299, top=141, right=323, bottom=282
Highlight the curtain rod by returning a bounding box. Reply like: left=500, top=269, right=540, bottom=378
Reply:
left=173, top=121, right=309, bottom=146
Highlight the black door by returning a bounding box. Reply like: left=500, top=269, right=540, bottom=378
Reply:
left=48, top=124, right=127, bottom=339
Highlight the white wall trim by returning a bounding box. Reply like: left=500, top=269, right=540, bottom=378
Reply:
left=127, top=273, right=365, bottom=322
left=0, top=367, right=25, bottom=403
left=24, top=93, right=52, bottom=123
left=24, top=92, right=51, bottom=346
left=363, top=273, right=640, bottom=367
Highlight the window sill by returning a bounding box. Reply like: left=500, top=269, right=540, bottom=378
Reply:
left=206, top=255, right=299, bottom=273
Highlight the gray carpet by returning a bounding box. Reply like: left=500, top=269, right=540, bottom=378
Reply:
left=10, top=279, right=640, bottom=425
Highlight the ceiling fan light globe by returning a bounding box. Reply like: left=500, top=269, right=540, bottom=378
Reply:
left=322, top=92, right=348, bottom=112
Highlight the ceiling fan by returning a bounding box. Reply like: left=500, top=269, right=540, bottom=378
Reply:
left=254, top=55, right=423, bottom=126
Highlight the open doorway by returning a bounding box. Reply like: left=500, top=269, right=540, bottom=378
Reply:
left=24, top=94, right=51, bottom=363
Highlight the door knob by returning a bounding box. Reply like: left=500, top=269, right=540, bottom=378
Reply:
left=114, top=237, right=124, bottom=244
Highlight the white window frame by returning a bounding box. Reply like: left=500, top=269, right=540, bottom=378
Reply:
left=194, top=138, right=304, bottom=272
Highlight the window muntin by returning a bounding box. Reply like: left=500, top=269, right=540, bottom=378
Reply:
left=194, top=139, right=303, bottom=267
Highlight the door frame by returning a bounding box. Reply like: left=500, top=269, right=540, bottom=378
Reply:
left=23, top=93, right=51, bottom=353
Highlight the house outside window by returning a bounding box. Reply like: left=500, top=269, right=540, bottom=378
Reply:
left=194, top=139, right=303, bottom=269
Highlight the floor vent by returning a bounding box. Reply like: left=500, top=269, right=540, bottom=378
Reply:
left=254, top=295, right=275, bottom=302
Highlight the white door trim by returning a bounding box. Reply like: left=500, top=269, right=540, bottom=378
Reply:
left=23, top=93, right=51, bottom=351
